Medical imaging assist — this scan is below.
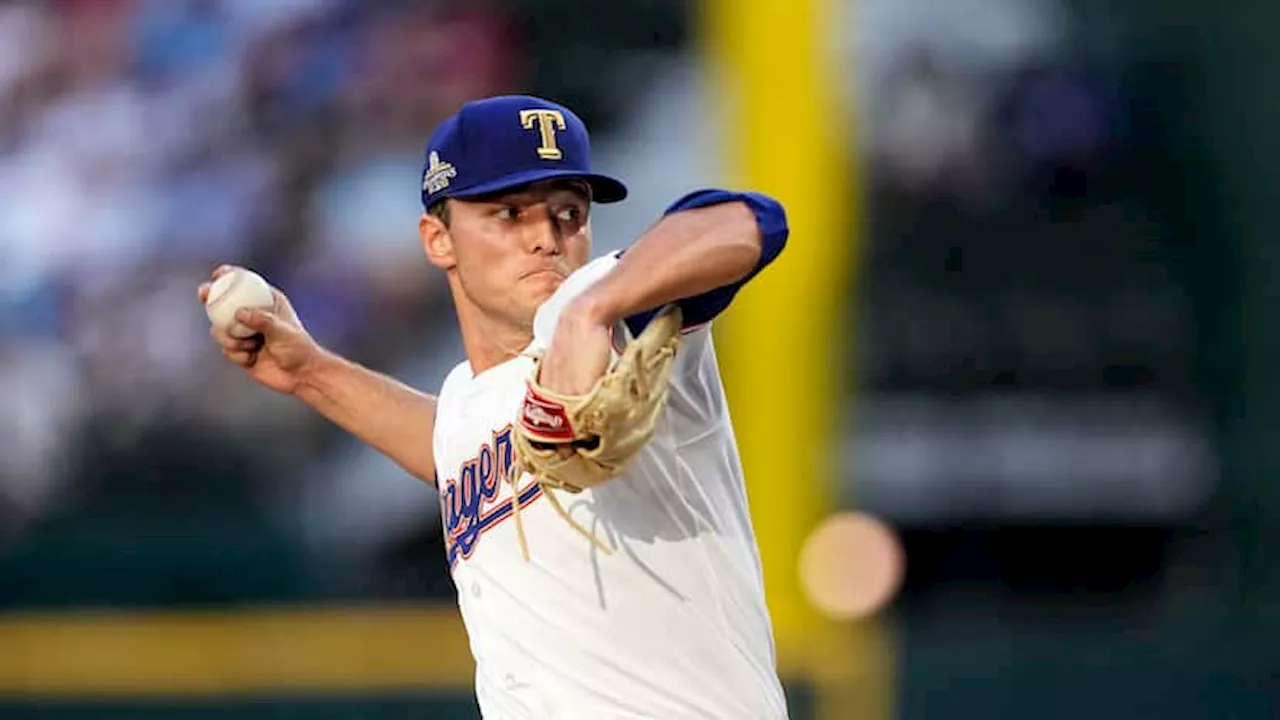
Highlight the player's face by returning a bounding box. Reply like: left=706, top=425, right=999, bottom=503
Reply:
left=430, top=180, right=593, bottom=327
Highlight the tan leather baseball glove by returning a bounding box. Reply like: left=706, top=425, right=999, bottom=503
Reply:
left=507, top=304, right=683, bottom=559
left=515, top=303, right=683, bottom=492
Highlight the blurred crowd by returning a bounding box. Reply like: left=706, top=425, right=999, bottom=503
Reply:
left=858, top=0, right=1199, bottom=401
left=0, top=0, right=526, bottom=601
left=851, top=0, right=1219, bottom=614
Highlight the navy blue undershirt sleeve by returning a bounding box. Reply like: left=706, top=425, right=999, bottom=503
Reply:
left=622, top=189, right=788, bottom=336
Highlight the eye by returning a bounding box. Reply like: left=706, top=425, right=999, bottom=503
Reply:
left=555, top=206, right=582, bottom=223
left=494, top=206, right=519, bottom=221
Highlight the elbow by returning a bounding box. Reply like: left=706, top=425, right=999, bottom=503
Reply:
left=668, top=190, right=789, bottom=282
left=734, top=192, right=789, bottom=278
left=728, top=201, right=766, bottom=275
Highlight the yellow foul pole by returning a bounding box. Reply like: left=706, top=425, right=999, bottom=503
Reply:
left=700, top=0, right=891, bottom=717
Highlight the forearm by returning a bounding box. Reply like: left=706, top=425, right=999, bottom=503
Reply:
left=579, top=201, right=763, bottom=323
left=295, top=349, right=438, bottom=484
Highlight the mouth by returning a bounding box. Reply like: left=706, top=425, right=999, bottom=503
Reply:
left=522, top=267, right=566, bottom=281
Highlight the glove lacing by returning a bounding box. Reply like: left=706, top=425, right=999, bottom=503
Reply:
left=509, top=346, right=614, bottom=561
left=508, top=470, right=613, bottom=562
left=506, top=333, right=680, bottom=563
left=505, top=333, right=682, bottom=563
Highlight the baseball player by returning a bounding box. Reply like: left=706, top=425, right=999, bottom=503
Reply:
left=200, top=94, right=791, bottom=719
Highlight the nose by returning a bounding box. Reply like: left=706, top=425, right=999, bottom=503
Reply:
left=524, top=206, right=564, bottom=255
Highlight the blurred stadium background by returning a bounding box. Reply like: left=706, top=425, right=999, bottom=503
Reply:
left=0, top=0, right=1276, bottom=718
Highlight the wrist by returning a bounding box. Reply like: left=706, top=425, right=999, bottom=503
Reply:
left=568, top=286, right=625, bottom=327
left=294, top=345, right=340, bottom=399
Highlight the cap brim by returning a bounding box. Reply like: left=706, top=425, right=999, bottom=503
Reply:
left=448, top=168, right=628, bottom=204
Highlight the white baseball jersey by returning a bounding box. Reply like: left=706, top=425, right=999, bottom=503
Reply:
left=432, top=251, right=789, bottom=719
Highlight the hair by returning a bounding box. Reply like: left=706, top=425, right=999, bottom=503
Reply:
left=426, top=198, right=451, bottom=227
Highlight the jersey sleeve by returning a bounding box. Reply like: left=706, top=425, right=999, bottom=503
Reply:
left=623, top=189, right=789, bottom=337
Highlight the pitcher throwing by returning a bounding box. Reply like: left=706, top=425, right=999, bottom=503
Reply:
left=200, top=94, right=791, bottom=719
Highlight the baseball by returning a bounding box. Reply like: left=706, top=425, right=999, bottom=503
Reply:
left=205, top=268, right=275, bottom=338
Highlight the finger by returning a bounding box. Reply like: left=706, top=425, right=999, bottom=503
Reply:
left=197, top=281, right=211, bottom=304
left=210, top=324, right=262, bottom=351
left=269, top=287, right=293, bottom=317
left=236, top=307, right=283, bottom=339
left=211, top=264, right=237, bottom=280
left=230, top=336, right=263, bottom=352
left=223, top=347, right=258, bottom=367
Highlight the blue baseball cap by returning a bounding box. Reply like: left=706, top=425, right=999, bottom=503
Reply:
left=420, top=95, right=628, bottom=209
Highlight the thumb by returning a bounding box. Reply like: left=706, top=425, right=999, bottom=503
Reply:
left=236, top=307, right=285, bottom=338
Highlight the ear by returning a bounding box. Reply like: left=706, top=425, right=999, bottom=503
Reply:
left=420, top=212, right=455, bottom=270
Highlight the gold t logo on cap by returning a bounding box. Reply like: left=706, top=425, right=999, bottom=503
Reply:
left=519, top=109, right=567, bottom=160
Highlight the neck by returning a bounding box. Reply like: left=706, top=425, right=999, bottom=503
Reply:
left=453, top=294, right=534, bottom=376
